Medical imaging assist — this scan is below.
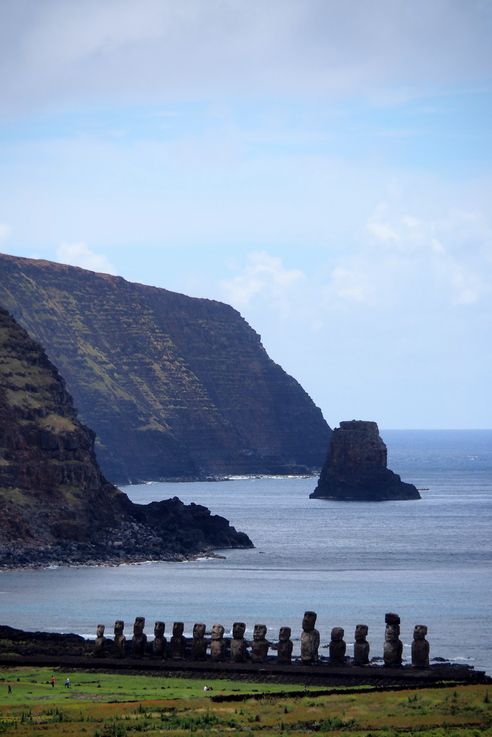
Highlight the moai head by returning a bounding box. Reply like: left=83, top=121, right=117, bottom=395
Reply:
left=173, top=622, right=184, bottom=638
left=331, top=627, right=344, bottom=642
left=253, top=624, right=267, bottom=641
left=96, top=624, right=105, bottom=638
left=385, top=612, right=400, bottom=627
left=193, top=623, right=206, bottom=639
left=211, top=624, right=224, bottom=640
left=232, top=622, right=246, bottom=639
left=154, top=621, right=165, bottom=638
left=114, top=620, right=124, bottom=636
left=134, top=617, right=145, bottom=636
left=413, top=624, right=427, bottom=640
left=385, top=624, right=399, bottom=642
left=355, top=624, right=368, bottom=642
left=279, top=626, right=291, bottom=641
left=302, top=611, right=317, bottom=632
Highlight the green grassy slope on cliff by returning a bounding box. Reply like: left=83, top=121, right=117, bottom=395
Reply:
left=0, top=253, right=330, bottom=482
left=0, top=306, right=252, bottom=566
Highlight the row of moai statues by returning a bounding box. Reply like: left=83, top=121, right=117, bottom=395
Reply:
left=94, top=611, right=430, bottom=667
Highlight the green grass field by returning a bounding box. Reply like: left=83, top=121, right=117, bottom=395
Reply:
left=0, top=667, right=490, bottom=736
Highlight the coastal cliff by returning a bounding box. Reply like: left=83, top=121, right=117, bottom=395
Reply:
left=0, top=306, right=252, bottom=567
left=310, top=421, right=421, bottom=501
left=0, top=253, right=330, bottom=483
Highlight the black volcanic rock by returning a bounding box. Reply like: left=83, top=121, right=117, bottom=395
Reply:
left=310, top=420, right=421, bottom=501
left=0, top=253, right=330, bottom=483
left=0, top=306, right=252, bottom=567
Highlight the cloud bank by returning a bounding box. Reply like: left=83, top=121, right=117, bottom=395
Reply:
left=1, top=0, right=491, bottom=114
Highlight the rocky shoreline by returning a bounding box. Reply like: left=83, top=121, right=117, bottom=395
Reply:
left=0, top=544, right=227, bottom=571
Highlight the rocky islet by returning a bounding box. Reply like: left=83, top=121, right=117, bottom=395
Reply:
left=311, top=420, right=421, bottom=501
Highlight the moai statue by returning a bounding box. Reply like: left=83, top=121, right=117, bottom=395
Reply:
left=411, top=624, right=430, bottom=668
left=170, top=621, right=186, bottom=659
left=250, top=624, right=270, bottom=663
left=191, top=623, right=208, bottom=661
left=94, top=624, right=107, bottom=657
left=210, top=624, right=226, bottom=661
left=384, top=613, right=403, bottom=666
left=329, top=627, right=346, bottom=665
left=276, top=626, right=293, bottom=665
left=301, top=611, right=320, bottom=664
left=132, top=617, right=147, bottom=658
left=230, top=622, right=248, bottom=662
left=113, top=620, right=126, bottom=658
left=152, top=621, right=167, bottom=657
left=353, top=624, right=370, bottom=665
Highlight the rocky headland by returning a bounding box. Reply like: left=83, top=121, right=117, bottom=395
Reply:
left=0, top=306, right=252, bottom=568
left=0, top=253, right=330, bottom=483
left=310, top=421, right=421, bottom=501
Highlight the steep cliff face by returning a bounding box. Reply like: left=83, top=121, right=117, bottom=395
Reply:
left=0, top=253, right=330, bottom=482
left=310, top=421, right=421, bottom=501
left=0, top=306, right=252, bottom=566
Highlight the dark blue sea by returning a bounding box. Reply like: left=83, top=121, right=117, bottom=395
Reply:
left=1, top=430, right=491, bottom=673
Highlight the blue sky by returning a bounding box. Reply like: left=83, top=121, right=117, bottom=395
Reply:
left=0, top=0, right=491, bottom=429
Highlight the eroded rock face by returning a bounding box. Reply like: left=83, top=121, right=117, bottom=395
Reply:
left=310, top=421, right=421, bottom=501
left=0, top=306, right=254, bottom=567
left=0, top=253, right=330, bottom=483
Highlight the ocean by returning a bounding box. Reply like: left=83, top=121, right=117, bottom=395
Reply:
left=0, top=430, right=491, bottom=673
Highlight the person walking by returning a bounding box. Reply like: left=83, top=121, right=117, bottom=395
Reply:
left=51, top=675, right=55, bottom=688
left=65, top=677, right=70, bottom=688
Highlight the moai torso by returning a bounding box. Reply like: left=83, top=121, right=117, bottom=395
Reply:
left=251, top=624, right=270, bottom=663
left=113, top=620, right=126, bottom=658
left=152, top=621, right=167, bottom=657
left=276, top=626, right=293, bottom=664
left=230, top=622, right=248, bottom=662
left=300, top=611, right=320, bottom=664
left=132, top=617, right=147, bottom=658
left=170, top=621, right=186, bottom=659
left=210, top=624, right=226, bottom=661
left=191, top=623, right=208, bottom=661
left=329, top=627, right=346, bottom=665
left=411, top=624, right=430, bottom=667
left=94, top=624, right=107, bottom=657
left=383, top=613, right=403, bottom=667
left=353, top=624, right=370, bottom=665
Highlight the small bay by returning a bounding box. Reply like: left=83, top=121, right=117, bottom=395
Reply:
left=0, top=430, right=491, bottom=673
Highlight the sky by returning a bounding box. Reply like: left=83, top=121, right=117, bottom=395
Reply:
left=0, top=0, right=491, bottom=429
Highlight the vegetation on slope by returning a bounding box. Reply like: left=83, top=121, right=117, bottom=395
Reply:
left=0, top=253, right=330, bottom=482
left=0, top=306, right=252, bottom=566
left=0, top=667, right=490, bottom=736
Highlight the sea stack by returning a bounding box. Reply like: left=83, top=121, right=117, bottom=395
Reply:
left=310, top=420, right=421, bottom=501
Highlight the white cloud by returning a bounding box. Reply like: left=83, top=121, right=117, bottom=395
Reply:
left=1, top=0, right=491, bottom=113
left=366, top=219, right=400, bottom=243
left=220, top=251, right=305, bottom=312
left=56, top=242, right=116, bottom=274
left=0, top=222, right=11, bottom=240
